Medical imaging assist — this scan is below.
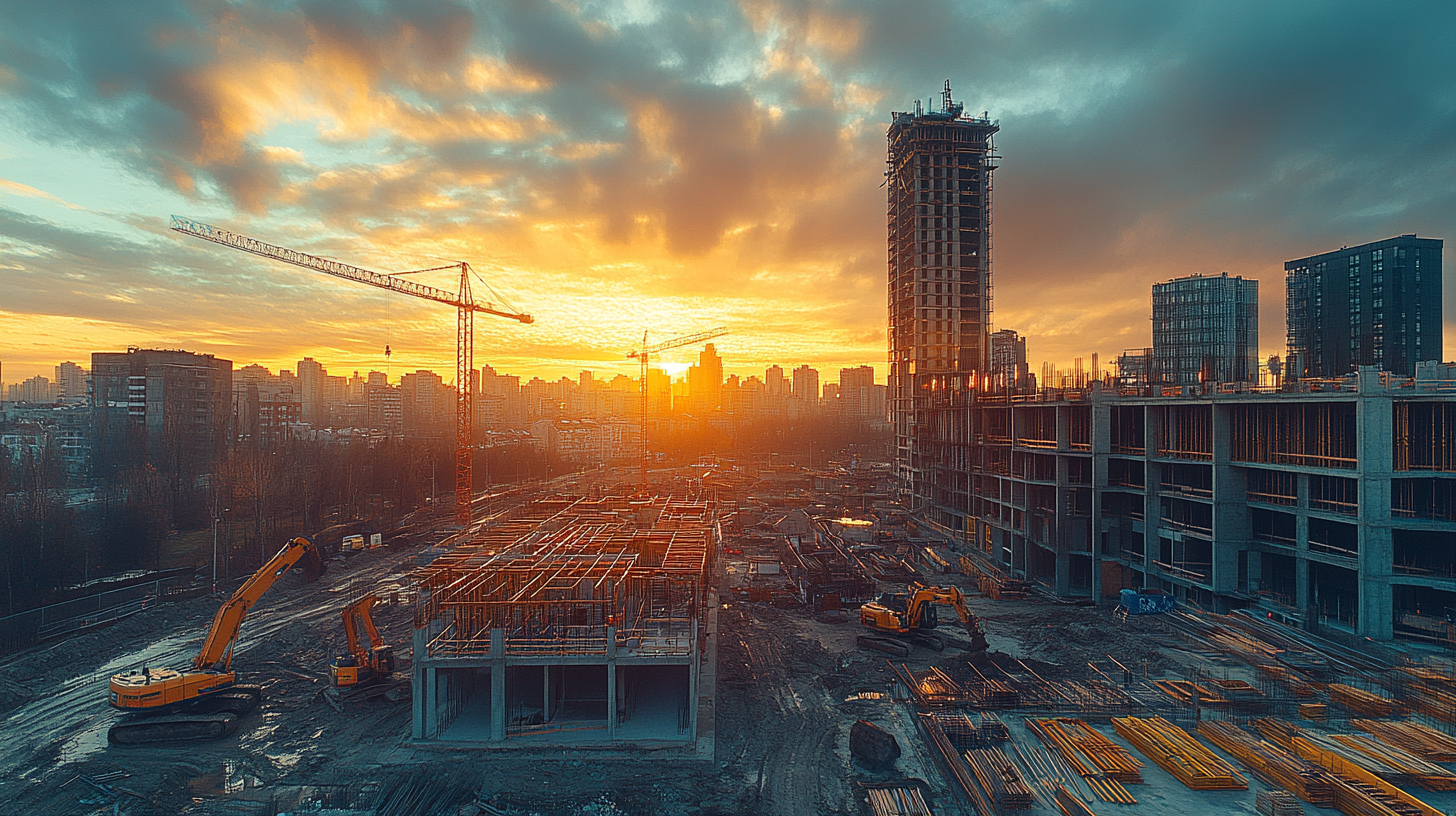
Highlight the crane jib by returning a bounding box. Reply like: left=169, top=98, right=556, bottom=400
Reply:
left=168, top=215, right=531, bottom=323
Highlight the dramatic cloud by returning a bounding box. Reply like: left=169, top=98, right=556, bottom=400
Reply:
left=1, top=0, right=1453, bottom=384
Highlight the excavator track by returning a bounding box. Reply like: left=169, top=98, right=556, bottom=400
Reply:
left=109, top=713, right=239, bottom=745
left=107, top=685, right=262, bottom=746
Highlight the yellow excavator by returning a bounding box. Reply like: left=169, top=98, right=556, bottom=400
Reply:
left=858, top=583, right=989, bottom=654
left=324, top=594, right=403, bottom=708
left=107, top=537, right=323, bottom=745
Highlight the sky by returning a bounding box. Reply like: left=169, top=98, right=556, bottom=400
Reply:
left=2, top=0, right=1454, bottom=387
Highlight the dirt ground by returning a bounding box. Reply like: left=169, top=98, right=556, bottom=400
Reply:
left=13, top=521, right=1438, bottom=816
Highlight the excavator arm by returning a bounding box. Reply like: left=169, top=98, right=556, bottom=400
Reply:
left=906, top=584, right=989, bottom=652
left=194, top=537, right=321, bottom=672
left=341, top=595, right=384, bottom=655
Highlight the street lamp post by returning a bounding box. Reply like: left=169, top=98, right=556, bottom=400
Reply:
left=212, top=510, right=219, bottom=594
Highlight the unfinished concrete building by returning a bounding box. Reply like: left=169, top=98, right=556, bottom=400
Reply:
left=960, top=368, right=1456, bottom=642
left=887, top=81, right=999, bottom=536
left=1151, top=273, right=1259, bottom=386
left=410, top=496, right=713, bottom=747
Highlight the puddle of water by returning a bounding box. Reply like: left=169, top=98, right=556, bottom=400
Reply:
left=57, top=719, right=111, bottom=765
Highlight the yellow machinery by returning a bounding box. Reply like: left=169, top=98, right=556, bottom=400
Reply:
left=107, top=537, right=323, bottom=744
left=329, top=594, right=395, bottom=688
left=859, top=583, right=989, bottom=653
left=324, top=594, right=405, bottom=708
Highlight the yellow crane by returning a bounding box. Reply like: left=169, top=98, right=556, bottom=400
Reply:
left=626, top=327, right=727, bottom=484
left=170, top=216, right=532, bottom=528
left=107, top=537, right=323, bottom=744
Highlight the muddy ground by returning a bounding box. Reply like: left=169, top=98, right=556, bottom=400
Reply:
left=2, top=533, right=1230, bottom=816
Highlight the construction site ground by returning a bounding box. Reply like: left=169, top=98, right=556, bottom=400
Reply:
left=11, top=524, right=1456, bottom=814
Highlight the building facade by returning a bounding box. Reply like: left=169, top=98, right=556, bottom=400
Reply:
left=90, top=348, right=232, bottom=477
left=887, top=83, right=999, bottom=533
left=961, top=370, right=1456, bottom=641
left=1286, top=234, right=1444, bottom=379
left=1151, top=273, right=1259, bottom=387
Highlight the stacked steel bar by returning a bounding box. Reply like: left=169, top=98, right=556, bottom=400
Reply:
left=865, top=785, right=935, bottom=816
left=1256, top=718, right=1446, bottom=816
left=916, top=713, right=991, bottom=815
left=963, top=746, right=1035, bottom=811
left=1328, top=684, right=1406, bottom=718
left=1025, top=718, right=1139, bottom=804
left=1255, top=790, right=1306, bottom=816
left=1196, top=721, right=1336, bottom=806
left=1329, top=734, right=1456, bottom=791
left=1111, top=716, right=1247, bottom=790
left=1352, top=719, right=1456, bottom=762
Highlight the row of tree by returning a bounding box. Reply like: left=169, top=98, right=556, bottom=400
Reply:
left=0, top=434, right=561, bottom=616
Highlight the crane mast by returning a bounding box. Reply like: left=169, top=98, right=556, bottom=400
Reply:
left=170, top=216, right=531, bottom=528
left=627, top=327, right=727, bottom=485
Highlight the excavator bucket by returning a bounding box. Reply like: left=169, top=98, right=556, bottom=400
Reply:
left=300, top=543, right=325, bottom=583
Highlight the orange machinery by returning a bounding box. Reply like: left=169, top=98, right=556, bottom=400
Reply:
left=859, top=582, right=990, bottom=653
left=330, top=594, right=396, bottom=688
left=107, top=537, right=323, bottom=744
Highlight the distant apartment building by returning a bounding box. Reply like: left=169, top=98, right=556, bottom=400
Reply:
left=366, top=384, right=404, bottom=434
left=887, top=83, right=999, bottom=531
left=90, top=348, right=232, bottom=477
left=8, top=375, right=55, bottom=404
left=837, top=365, right=887, bottom=422
left=400, top=370, right=452, bottom=435
left=764, top=365, right=787, bottom=397
left=54, top=361, right=87, bottom=401
left=1151, top=273, right=1258, bottom=386
left=791, top=365, right=819, bottom=404
left=989, top=329, right=1029, bottom=390
left=686, top=344, right=724, bottom=413
left=233, top=364, right=301, bottom=445
left=1286, top=234, right=1444, bottom=379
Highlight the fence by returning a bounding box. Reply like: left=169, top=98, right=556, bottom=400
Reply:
left=0, top=575, right=202, bottom=656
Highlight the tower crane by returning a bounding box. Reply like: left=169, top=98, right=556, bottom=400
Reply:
left=170, top=216, right=532, bottom=528
left=627, top=327, right=727, bottom=485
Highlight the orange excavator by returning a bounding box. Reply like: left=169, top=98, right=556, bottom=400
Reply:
left=107, top=537, right=323, bottom=745
left=329, top=595, right=395, bottom=686
left=858, top=583, right=990, bottom=654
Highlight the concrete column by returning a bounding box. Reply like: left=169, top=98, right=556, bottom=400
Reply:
left=490, top=629, right=506, bottom=742
left=1209, top=404, right=1246, bottom=597
left=424, top=666, right=437, bottom=739
left=1090, top=396, right=1111, bottom=606
left=607, top=667, right=619, bottom=740
left=543, top=665, right=551, bottom=722
left=411, top=627, right=427, bottom=740
left=1356, top=390, right=1395, bottom=639
left=1296, top=474, right=1312, bottom=616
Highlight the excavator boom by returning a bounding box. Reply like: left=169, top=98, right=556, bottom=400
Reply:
left=194, top=537, right=321, bottom=672
left=341, top=595, right=384, bottom=655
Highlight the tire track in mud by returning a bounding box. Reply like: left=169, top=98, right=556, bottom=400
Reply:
left=718, top=608, right=849, bottom=816
left=0, top=555, right=404, bottom=780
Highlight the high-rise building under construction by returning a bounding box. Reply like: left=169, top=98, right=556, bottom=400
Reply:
left=887, top=81, right=998, bottom=530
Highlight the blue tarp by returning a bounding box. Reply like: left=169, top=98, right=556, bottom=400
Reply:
left=1120, top=588, right=1176, bottom=615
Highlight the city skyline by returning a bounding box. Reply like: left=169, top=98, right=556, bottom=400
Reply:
left=4, top=3, right=1455, bottom=385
